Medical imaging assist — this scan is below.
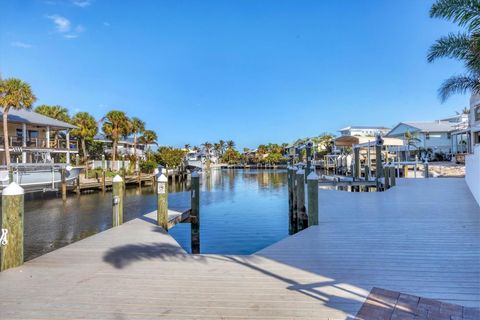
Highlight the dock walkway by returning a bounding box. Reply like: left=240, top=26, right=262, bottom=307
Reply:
left=0, top=178, right=478, bottom=319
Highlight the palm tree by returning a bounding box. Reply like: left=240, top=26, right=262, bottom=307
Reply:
left=213, top=142, right=222, bottom=156
left=0, top=78, right=37, bottom=166
left=184, top=144, right=191, bottom=150
left=139, top=129, right=157, bottom=154
left=35, top=105, right=70, bottom=122
left=428, top=0, right=480, bottom=101
left=102, top=110, right=130, bottom=161
left=226, top=140, right=235, bottom=150
left=71, top=112, right=98, bottom=162
left=130, top=117, right=145, bottom=163
left=218, top=139, right=226, bottom=155
left=404, top=130, right=421, bottom=159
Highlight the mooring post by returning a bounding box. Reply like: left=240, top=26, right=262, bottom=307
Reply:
left=383, top=165, right=390, bottom=190
left=390, top=165, right=396, bottom=187
left=364, top=165, right=370, bottom=180
left=375, top=136, right=384, bottom=191
left=0, top=183, right=24, bottom=272
left=287, top=166, right=293, bottom=234
left=190, top=171, right=200, bottom=254
left=112, top=175, right=124, bottom=227
left=290, top=165, right=298, bottom=234
left=101, top=170, right=106, bottom=193
left=424, top=160, right=429, bottom=178
left=296, top=168, right=307, bottom=230
left=156, top=172, right=168, bottom=230
left=76, top=176, right=81, bottom=195
left=61, top=168, right=67, bottom=201
left=307, top=171, right=319, bottom=226
left=75, top=154, right=80, bottom=166
left=354, top=146, right=360, bottom=180
left=305, top=141, right=313, bottom=180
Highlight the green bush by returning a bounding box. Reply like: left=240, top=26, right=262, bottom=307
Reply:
left=140, top=159, right=157, bottom=173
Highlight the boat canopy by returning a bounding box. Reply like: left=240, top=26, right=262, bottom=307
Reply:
left=335, top=136, right=404, bottom=147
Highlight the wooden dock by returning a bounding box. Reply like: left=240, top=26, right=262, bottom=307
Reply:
left=0, top=178, right=478, bottom=319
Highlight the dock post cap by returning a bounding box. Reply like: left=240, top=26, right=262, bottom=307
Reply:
left=2, top=182, right=24, bottom=196
left=296, top=168, right=305, bottom=175
left=191, top=171, right=199, bottom=178
left=307, top=171, right=319, bottom=180
left=113, top=175, right=123, bottom=182
left=158, top=173, right=168, bottom=182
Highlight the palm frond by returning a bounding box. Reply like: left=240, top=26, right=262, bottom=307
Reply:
left=438, top=73, right=480, bottom=101
left=430, top=0, right=480, bottom=31
left=427, top=32, right=472, bottom=62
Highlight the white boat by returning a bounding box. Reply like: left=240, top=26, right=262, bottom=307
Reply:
left=0, top=164, right=83, bottom=193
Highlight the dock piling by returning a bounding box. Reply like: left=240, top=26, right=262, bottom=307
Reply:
left=112, top=175, right=124, bottom=227
left=61, top=168, right=67, bottom=201
left=307, top=171, right=319, bottom=226
left=384, top=166, right=390, bottom=190
left=390, top=166, right=396, bottom=186
left=291, top=166, right=298, bottom=234
left=191, top=171, right=200, bottom=254
left=354, top=147, right=360, bottom=179
left=1, top=182, right=24, bottom=272
left=156, top=173, right=169, bottom=230
left=296, top=168, right=307, bottom=231
left=424, top=161, right=429, bottom=178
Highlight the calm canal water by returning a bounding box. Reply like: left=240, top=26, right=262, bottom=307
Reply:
left=21, top=169, right=288, bottom=260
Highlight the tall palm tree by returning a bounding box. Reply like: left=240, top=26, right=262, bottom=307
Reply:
left=102, top=110, right=130, bottom=161
left=213, top=142, right=222, bottom=156
left=130, top=117, right=145, bottom=162
left=71, top=112, right=98, bottom=162
left=35, top=105, right=71, bottom=147
left=139, top=129, right=157, bottom=154
left=35, top=105, right=70, bottom=122
left=428, top=0, right=480, bottom=101
left=226, top=140, right=235, bottom=150
left=184, top=144, right=191, bottom=150
left=0, top=78, right=37, bottom=166
left=218, top=139, right=226, bottom=155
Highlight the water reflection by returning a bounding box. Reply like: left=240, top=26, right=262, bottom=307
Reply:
left=21, top=169, right=289, bottom=260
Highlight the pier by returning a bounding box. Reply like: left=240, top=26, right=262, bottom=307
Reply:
left=0, top=178, right=478, bottom=319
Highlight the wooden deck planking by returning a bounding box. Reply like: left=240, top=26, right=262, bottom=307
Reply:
left=0, top=178, right=479, bottom=319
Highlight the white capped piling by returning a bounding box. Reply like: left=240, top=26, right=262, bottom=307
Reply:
left=296, top=168, right=307, bottom=231
left=307, top=171, right=319, bottom=226
left=156, top=172, right=168, bottom=230
left=1, top=182, right=24, bottom=271
left=112, top=175, right=124, bottom=227
left=191, top=171, right=200, bottom=254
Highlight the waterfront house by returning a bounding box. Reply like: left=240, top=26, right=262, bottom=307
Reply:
left=0, top=108, right=78, bottom=165
left=386, top=120, right=459, bottom=155
left=464, top=95, right=480, bottom=205
left=339, top=125, right=390, bottom=137
left=93, top=134, right=147, bottom=160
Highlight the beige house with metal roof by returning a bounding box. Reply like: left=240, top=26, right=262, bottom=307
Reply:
left=0, top=108, right=78, bottom=165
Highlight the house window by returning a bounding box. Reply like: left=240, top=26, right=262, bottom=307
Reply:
left=476, top=106, right=480, bottom=121
left=425, top=133, right=430, bottom=140
left=447, top=132, right=451, bottom=139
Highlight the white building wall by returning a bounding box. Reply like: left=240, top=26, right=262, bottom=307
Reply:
left=465, top=145, right=480, bottom=205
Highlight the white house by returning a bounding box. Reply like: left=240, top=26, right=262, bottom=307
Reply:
left=465, top=95, right=480, bottom=205
left=338, top=126, right=390, bottom=137
left=93, top=134, right=147, bottom=159
left=386, top=121, right=458, bottom=154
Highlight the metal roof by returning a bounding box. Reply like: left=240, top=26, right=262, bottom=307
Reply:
left=401, top=121, right=456, bottom=132
left=0, top=108, right=76, bottom=129
left=339, top=126, right=390, bottom=131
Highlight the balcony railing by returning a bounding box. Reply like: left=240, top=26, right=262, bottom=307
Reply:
left=0, top=136, right=78, bottom=151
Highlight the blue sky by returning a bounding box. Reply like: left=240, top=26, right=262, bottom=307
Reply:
left=0, top=0, right=468, bottom=149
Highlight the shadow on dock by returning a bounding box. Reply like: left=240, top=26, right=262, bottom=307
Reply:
left=103, top=242, right=206, bottom=269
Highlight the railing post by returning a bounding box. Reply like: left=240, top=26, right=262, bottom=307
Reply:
left=1, top=182, right=24, bottom=271
left=190, top=171, right=200, bottom=254
left=112, top=175, right=124, bottom=227
left=296, top=168, right=307, bottom=231
left=307, top=171, right=319, bottom=226
left=156, top=172, right=168, bottom=230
